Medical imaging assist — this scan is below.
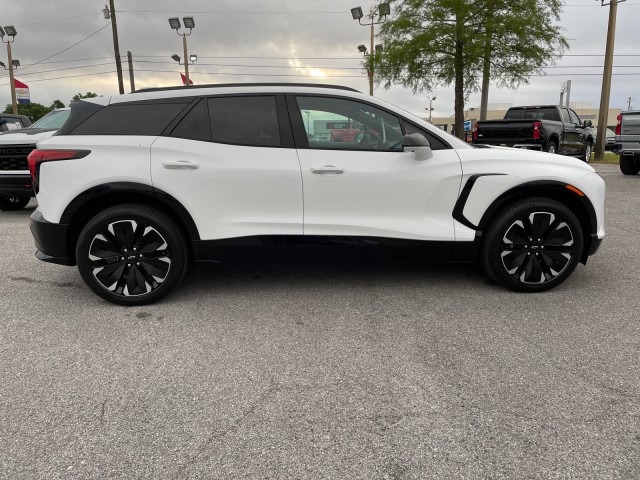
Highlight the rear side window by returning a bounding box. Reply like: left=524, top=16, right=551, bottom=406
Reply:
left=208, top=96, right=281, bottom=147
left=169, top=99, right=211, bottom=142
left=505, top=108, right=560, bottom=122
left=70, top=103, right=188, bottom=136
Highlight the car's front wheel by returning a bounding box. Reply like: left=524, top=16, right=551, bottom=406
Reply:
left=76, top=204, right=188, bottom=306
left=481, top=198, right=584, bottom=292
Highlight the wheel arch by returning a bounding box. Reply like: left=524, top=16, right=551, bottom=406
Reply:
left=476, top=181, right=597, bottom=264
left=61, top=182, right=199, bottom=264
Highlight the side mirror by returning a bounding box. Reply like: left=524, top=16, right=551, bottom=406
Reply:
left=402, top=133, right=432, bottom=161
left=583, top=120, right=593, bottom=127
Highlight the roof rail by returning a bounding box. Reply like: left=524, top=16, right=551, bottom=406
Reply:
left=132, top=83, right=360, bottom=94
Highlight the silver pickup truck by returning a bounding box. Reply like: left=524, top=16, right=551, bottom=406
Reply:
left=614, top=111, right=640, bottom=175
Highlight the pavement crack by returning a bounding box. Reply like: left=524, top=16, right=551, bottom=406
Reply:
left=171, top=383, right=280, bottom=479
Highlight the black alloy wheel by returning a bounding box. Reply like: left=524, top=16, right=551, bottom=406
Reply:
left=482, top=198, right=584, bottom=292
left=76, top=204, right=188, bottom=305
left=0, top=195, right=30, bottom=211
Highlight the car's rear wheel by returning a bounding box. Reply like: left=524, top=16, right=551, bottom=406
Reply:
left=620, top=156, right=640, bottom=175
left=76, top=204, right=188, bottom=306
left=0, top=195, right=30, bottom=211
left=545, top=141, right=558, bottom=154
left=481, top=198, right=584, bottom=292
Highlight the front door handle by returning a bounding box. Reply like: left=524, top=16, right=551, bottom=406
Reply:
left=162, top=160, right=200, bottom=170
left=310, top=165, right=345, bottom=175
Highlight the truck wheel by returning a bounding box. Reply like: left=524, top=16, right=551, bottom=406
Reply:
left=481, top=197, right=583, bottom=292
left=75, top=204, right=189, bottom=306
left=620, top=156, right=640, bottom=175
left=545, top=141, right=558, bottom=154
left=582, top=141, right=592, bottom=163
left=0, top=195, right=31, bottom=211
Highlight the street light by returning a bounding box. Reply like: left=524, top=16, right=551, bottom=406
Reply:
left=351, top=3, right=390, bottom=96
left=169, top=16, right=195, bottom=86
left=0, top=25, right=19, bottom=114
left=171, top=53, right=198, bottom=66
left=426, top=96, right=436, bottom=123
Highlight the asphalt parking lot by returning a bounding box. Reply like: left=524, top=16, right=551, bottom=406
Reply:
left=0, top=164, right=638, bottom=479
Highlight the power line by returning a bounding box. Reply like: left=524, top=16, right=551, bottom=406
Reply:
left=18, top=23, right=112, bottom=74
left=16, top=13, right=102, bottom=27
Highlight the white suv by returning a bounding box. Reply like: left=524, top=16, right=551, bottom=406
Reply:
left=28, top=84, right=605, bottom=305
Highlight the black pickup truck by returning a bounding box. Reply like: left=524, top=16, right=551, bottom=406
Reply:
left=472, top=105, right=595, bottom=162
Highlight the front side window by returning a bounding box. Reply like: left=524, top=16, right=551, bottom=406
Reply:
left=560, top=108, right=571, bottom=123
left=569, top=110, right=581, bottom=125
left=208, top=96, right=281, bottom=147
left=296, top=96, right=403, bottom=151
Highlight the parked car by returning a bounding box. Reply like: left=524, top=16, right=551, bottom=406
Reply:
left=0, top=108, right=70, bottom=211
left=472, top=105, right=595, bottom=162
left=28, top=84, right=605, bottom=305
left=613, top=111, right=640, bottom=175
left=605, top=128, right=616, bottom=151
left=0, top=113, right=31, bottom=132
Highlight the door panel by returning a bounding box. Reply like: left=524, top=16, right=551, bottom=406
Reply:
left=291, top=95, right=463, bottom=242
left=151, top=137, right=303, bottom=241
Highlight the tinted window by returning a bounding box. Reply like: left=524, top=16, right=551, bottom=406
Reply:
left=505, top=108, right=560, bottom=122
left=208, top=96, right=280, bottom=147
left=71, top=103, right=188, bottom=135
left=403, top=122, right=449, bottom=150
left=296, top=96, right=403, bottom=151
left=560, top=108, right=571, bottom=123
left=170, top=99, right=211, bottom=142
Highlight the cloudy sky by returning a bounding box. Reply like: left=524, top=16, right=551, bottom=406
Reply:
left=0, top=0, right=638, bottom=119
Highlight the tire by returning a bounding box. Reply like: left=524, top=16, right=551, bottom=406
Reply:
left=582, top=141, right=592, bottom=163
left=620, top=156, right=640, bottom=175
left=481, top=197, right=584, bottom=293
left=545, top=141, right=558, bottom=154
left=0, top=195, right=31, bottom=211
left=75, top=204, right=188, bottom=306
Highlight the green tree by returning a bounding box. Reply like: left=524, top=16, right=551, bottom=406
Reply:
left=72, top=92, right=98, bottom=100
left=3, top=102, right=52, bottom=122
left=374, top=0, right=567, bottom=138
left=49, top=99, right=65, bottom=110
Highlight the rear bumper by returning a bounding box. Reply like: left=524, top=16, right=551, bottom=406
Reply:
left=29, top=208, right=74, bottom=266
left=0, top=173, right=34, bottom=197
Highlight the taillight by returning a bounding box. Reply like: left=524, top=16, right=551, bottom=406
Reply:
left=615, top=114, right=622, bottom=135
left=473, top=123, right=478, bottom=141
left=533, top=121, right=542, bottom=140
left=27, top=149, right=90, bottom=194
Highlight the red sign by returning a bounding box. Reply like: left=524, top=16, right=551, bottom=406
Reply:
left=180, top=72, right=193, bottom=85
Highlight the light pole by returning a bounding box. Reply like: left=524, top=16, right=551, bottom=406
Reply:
left=351, top=3, right=390, bottom=96
left=0, top=26, right=19, bottom=114
left=426, top=96, right=436, bottom=123
left=171, top=53, right=197, bottom=84
left=169, top=17, right=195, bottom=86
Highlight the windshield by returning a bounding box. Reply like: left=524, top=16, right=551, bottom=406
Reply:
left=30, top=109, right=71, bottom=129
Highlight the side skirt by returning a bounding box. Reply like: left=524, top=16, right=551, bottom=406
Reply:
left=192, top=235, right=478, bottom=265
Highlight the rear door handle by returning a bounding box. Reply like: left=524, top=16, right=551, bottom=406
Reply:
left=162, top=160, right=199, bottom=170
left=310, top=165, right=345, bottom=175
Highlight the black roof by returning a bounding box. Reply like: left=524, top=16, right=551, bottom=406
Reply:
left=133, top=83, right=360, bottom=94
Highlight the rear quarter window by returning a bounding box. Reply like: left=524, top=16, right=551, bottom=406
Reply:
left=69, top=103, right=189, bottom=136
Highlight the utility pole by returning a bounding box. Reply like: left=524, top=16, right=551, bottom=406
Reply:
left=105, top=1, right=124, bottom=94
left=594, top=0, right=624, bottom=162
left=6, top=42, right=17, bottom=114
left=628, top=97, right=632, bottom=110
left=127, top=51, right=135, bottom=92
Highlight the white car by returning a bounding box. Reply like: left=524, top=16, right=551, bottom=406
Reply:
left=28, top=84, right=605, bottom=305
left=0, top=108, right=70, bottom=210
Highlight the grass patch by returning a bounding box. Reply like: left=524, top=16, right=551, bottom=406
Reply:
left=591, top=152, right=619, bottom=165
